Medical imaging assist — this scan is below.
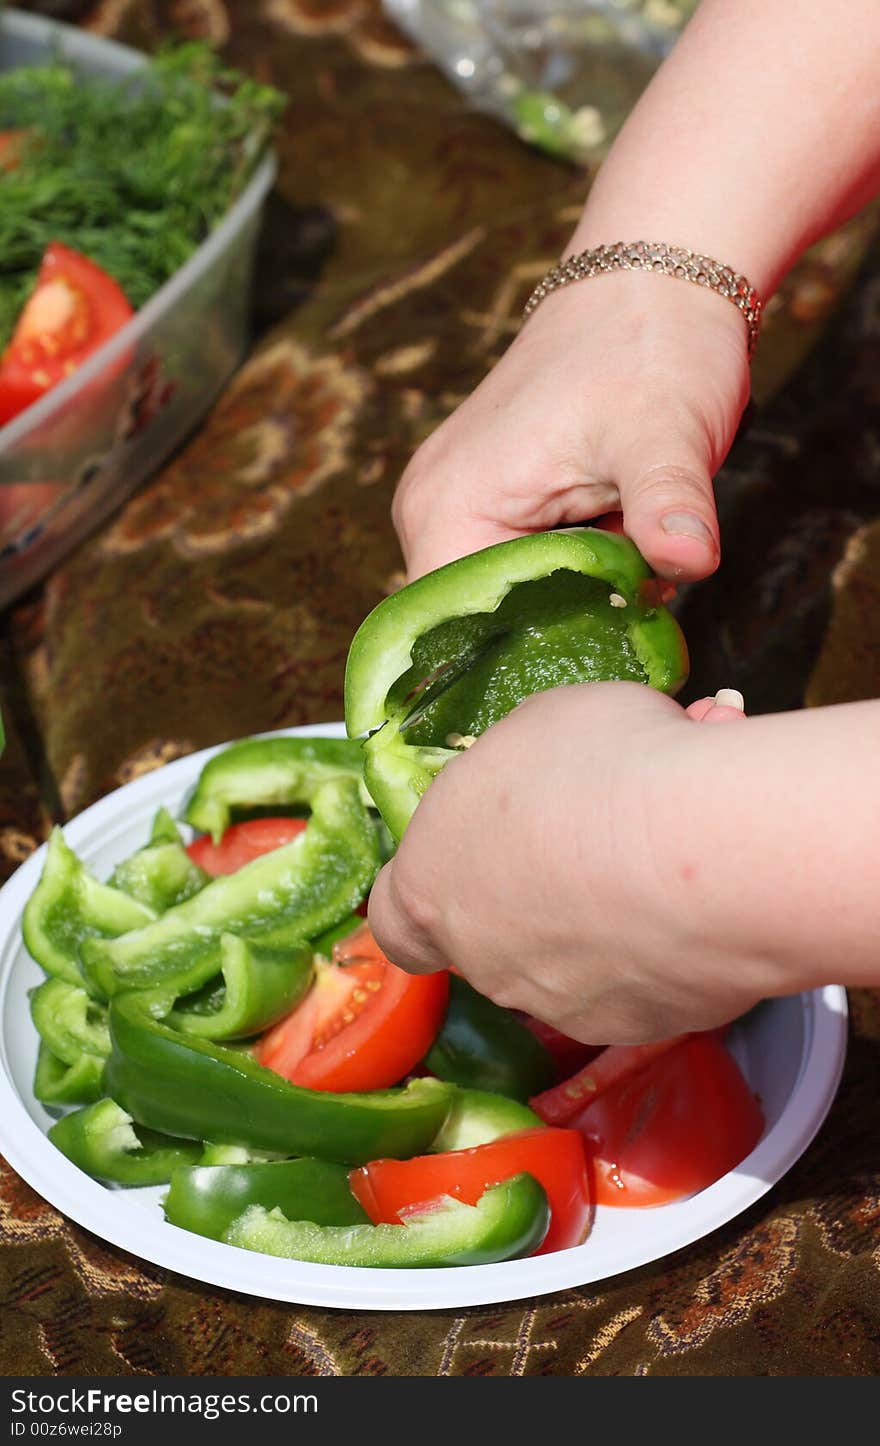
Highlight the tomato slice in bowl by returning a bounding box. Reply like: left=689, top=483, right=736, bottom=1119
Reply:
left=571, top=1034, right=764, bottom=1207
left=0, top=242, right=134, bottom=426
left=349, top=1127, right=591, bottom=1255
left=530, top=1037, right=690, bottom=1125
left=186, top=817, right=308, bottom=876
left=254, top=923, right=449, bottom=1093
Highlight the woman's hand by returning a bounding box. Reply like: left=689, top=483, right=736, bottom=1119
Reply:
left=368, top=682, right=767, bottom=1046
left=393, top=270, right=750, bottom=584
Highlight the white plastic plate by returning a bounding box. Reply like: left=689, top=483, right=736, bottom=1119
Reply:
left=0, top=724, right=848, bottom=1310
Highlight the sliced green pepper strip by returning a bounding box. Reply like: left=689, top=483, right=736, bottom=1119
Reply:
left=309, top=912, right=363, bottom=960
left=185, top=735, right=368, bottom=842
left=344, top=528, right=688, bottom=840
left=81, top=777, right=381, bottom=1002
left=167, top=933, right=313, bottom=1041
left=33, top=1042, right=105, bottom=1107
left=225, top=1173, right=549, bottom=1267
left=110, top=827, right=208, bottom=914
left=30, top=978, right=110, bottom=1064
left=164, top=1159, right=369, bottom=1241
left=199, top=1143, right=290, bottom=1165
left=22, top=829, right=156, bottom=985
left=430, top=1088, right=543, bottom=1151
left=424, top=975, right=556, bottom=1103
left=48, top=1098, right=201, bottom=1185
left=148, top=807, right=184, bottom=845
left=104, top=993, right=455, bottom=1165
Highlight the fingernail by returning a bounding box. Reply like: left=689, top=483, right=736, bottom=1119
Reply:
left=661, top=512, right=716, bottom=548
left=713, top=688, right=745, bottom=711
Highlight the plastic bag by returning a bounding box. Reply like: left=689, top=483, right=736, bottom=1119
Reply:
left=382, top=0, right=698, bottom=165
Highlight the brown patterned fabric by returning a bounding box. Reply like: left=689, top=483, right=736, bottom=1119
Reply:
left=1, top=0, right=880, bottom=1376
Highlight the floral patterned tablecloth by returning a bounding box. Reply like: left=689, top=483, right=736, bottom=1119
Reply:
left=1, top=0, right=880, bottom=1377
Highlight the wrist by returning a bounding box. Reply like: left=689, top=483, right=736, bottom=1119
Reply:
left=569, top=211, right=775, bottom=304
left=650, top=707, right=880, bottom=1000
left=645, top=714, right=818, bottom=1001
left=524, top=240, right=759, bottom=363
left=514, top=264, right=751, bottom=397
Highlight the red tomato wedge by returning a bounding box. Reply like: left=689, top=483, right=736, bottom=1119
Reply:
left=186, top=817, right=308, bottom=876
left=571, top=1034, right=764, bottom=1208
left=0, top=242, right=134, bottom=426
left=350, top=1127, right=591, bottom=1255
left=530, top=1037, right=690, bottom=1126
left=254, top=924, right=449, bottom=1093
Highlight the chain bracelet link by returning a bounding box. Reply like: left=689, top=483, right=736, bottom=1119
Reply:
left=522, top=240, right=763, bottom=358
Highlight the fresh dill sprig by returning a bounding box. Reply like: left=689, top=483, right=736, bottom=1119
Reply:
left=0, top=43, right=284, bottom=348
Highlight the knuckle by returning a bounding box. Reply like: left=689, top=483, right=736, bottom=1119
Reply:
left=392, top=445, right=453, bottom=539
left=628, top=460, right=712, bottom=506
left=391, top=470, right=420, bottom=535
left=386, top=858, right=442, bottom=948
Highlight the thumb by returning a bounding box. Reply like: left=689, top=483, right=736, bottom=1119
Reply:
left=617, top=449, right=720, bottom=583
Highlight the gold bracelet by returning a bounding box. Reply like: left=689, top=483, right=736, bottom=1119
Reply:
left=522, top=240, right=763, bottom=358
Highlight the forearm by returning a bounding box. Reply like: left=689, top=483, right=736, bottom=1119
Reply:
left=571, top=0, right=880, bottom=296
left=656, top=699, right=880, bottom=993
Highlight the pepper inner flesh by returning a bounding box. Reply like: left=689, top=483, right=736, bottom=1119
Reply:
left=398, top=572, right=648, bottom=747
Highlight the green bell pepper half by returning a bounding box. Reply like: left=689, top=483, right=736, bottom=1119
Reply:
left=185, top=735, right=368, bottom=843
left=344, top=528, right=688, bottom=840
left=103, top=993, right=455, bottom=1165
left=423, top=975, right=556, bottom=1102
left=163, top=1159, right=369, bottom=1240
left=167, top=932, right=313, bottom=1041
left=30, top=977, right=110, bottom=1064
left=225, top=1172, right=549, bottom=1267
left=80, top=777, right=381, bottom=1002
left=48, top=1098, right=201, bottom=1185
left=23, top=829, right=156, bottom=985
left=110, top=810, right=208, bottom=914
left=33, top=1042, right=105, bottom=1107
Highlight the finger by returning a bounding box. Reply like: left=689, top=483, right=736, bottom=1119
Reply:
left=367, top=860, right=448, bottom=975
left=701, top=704, right=748, bottom=724
left=592, top=511, right=675, bottom=603
left=712, top=688, right=745, bottom=712
left=685, top=696, right=716, bottom=721
left=617, top=455, right=720, bottom=582
left=686, top=689, right=747, bottom=724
